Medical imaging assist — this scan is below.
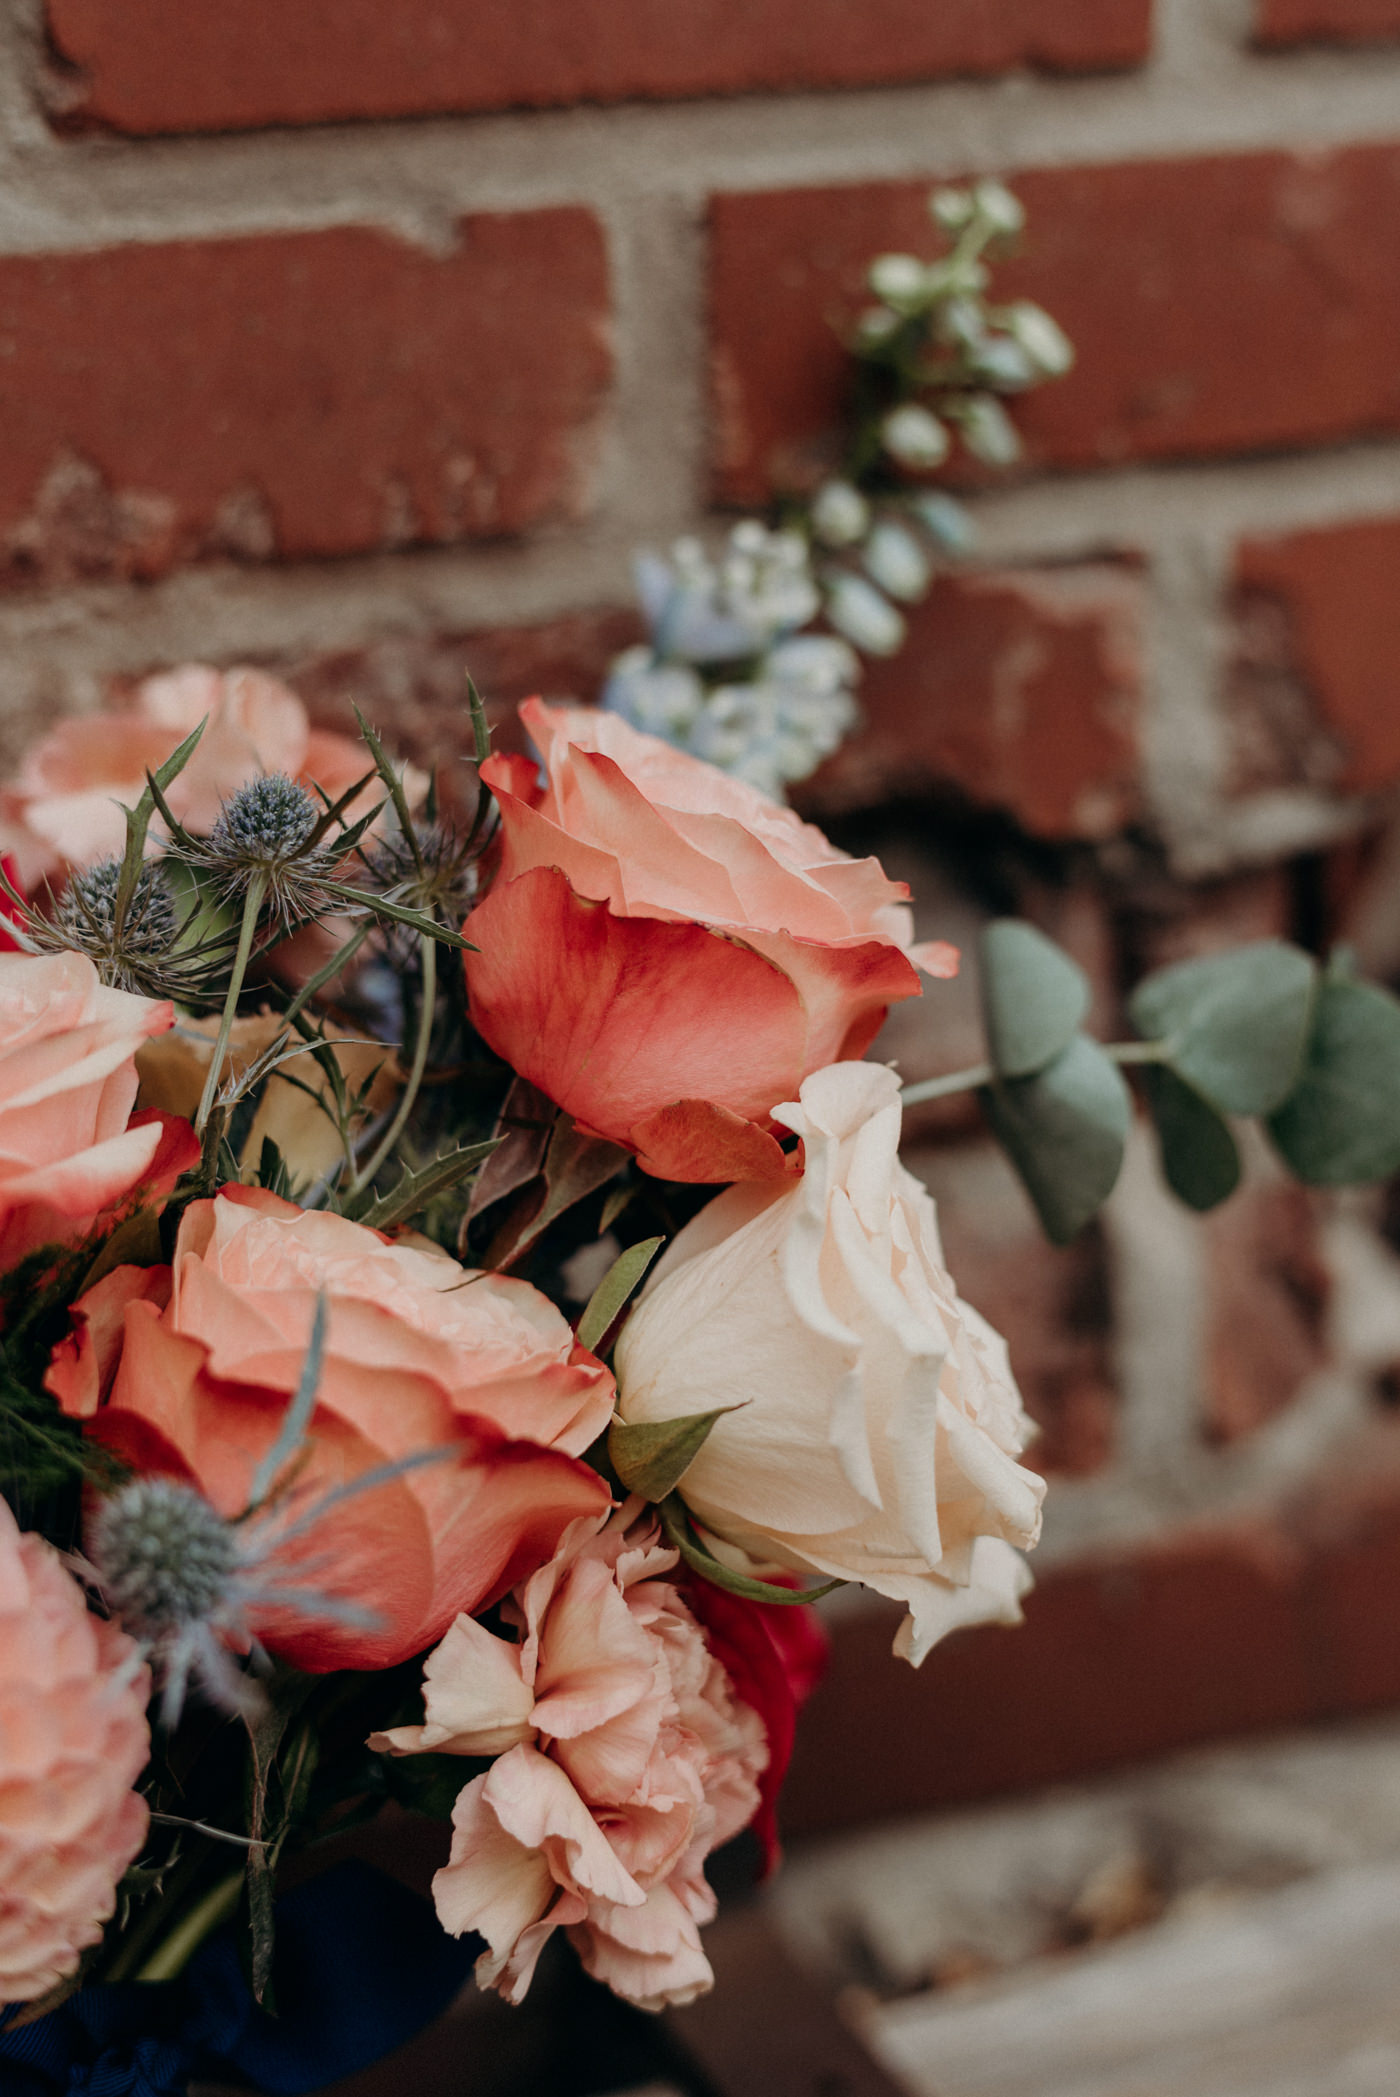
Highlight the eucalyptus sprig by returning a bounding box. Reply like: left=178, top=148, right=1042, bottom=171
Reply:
left=903, top=921, right=1400, bottom=1243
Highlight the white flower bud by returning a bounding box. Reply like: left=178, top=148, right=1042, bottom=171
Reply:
left=958, top=393, right=1022, bottom=466
left=973, top=180, right=1025, bottom=236
left=810, top=479, right=871, bottom=548
left=856, top=305, right=901, bottom=348
left=973, top=335, right=1037, bottom=391
left=930, top=187, right=976, bottom=233
left=940, top=294, right=986, bottom=349
left=911, top=492, right=976, bottom=554
left=1003, top=300, right=1075, bottom=377
left=868, top=253, right=932, bottom=314
left=825, top=573, right=907, bottom=657
left=881, top=403, right=950, bottom=471
left=863, top=521, right=931, bottom=603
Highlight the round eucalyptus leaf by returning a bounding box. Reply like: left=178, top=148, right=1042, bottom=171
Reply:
left=1142, top=1063, right=1241, bottom=1211
left=1267, top=976, right=1400, bottom=1185
left=1128, top=940, right=1316, bottom=1117
left=980, top=1032, right=1131, bottom=1244
left=979, top=918, right=1091, bottom=1080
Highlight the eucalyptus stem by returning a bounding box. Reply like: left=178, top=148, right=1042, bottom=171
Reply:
left=901, top=1038, right=1170, bottom=1108
left=349, top=930, right=436, bottom=1196
left=194, top=872, right=267, bottom=1137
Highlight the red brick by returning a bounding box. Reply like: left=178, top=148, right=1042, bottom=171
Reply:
left=910, top=1137, right=1119, bottom=1475
left=782, top=1425, right=1400, bottom=1833
left=1230, top=516, right=1400, bottom=795
left=799, top=563, right=1143, bottom=841
left=0, top=215, right=612, bottom=585
left=1256, top=0, right=1400, bottom=45
left=43, top=0, right=1153, bottom=137
left=283, top=611, right=643, bottom=770
left=1203, top=1182, right=1330, bottom=1444
left=710, top=148, right=1400, bottom=501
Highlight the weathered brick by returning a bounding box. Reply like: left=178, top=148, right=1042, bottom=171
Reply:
left=1230, top=516, right=1400, bottom=796
left=1203, top=1181, right=1331, bottom=1444
left=0, top=215, right=612, bottom=585
left=782, top=1425, right=1400, bottom=1832
left=710, top=148, right=1400, bottom=502
left=1256, top=0, right=1400, bottom=44
left=43, top=0, right=1153, bottom=137
left=909, top=1138, right=1119, bottom=1476
left=283, top=611, right=642, bottom=770
left=800, top=563, right=1143, bottom=841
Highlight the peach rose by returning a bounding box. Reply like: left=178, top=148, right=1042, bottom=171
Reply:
left=462, top=700, right=956, bottom=1183
left=62, top=1188, right=614, bottom=1671
left=614, top=1062, right=1045, bottom=1665
left=0, top=664, right=369, bottom=884
left=373, top=1504, right=767, bottom=2011
left=0, top=950, right=191, bottom=1273
left=0, top=1494, right=150, bottom=2006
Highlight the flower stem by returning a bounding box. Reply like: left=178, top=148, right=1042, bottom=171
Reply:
left=901, top=1038, right=1170, bottom=1107
left=349, top=929, right=436, bottom=1197
left=134, top=1868, right=244, bottom=1984
left=195, top=872, right=267, bottom=1138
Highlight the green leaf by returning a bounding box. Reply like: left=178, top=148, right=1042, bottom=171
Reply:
left=1130, top=940, right=1316, bottom=1117
left=355, top=1140, right=500, bottom=1231
left=610, top=1405, right=735, bottom=1502
left=658, top=1497, right=844, bottom=1604
left=117, top=719, right=207, bottom=918
left=979, top=919, right=1090, bottom=1079
left=1267, top=975, right=1400, bottom=1185
left=577, top=1236, right=663, bottom=1355
left=249, top=1291, right=327, bottom=1508
left=1142, top=1064, right=1241, bottom=1211
left=980, top=1033, right=1131, bottom=1244
left=320, top=880, right=472, bottom=950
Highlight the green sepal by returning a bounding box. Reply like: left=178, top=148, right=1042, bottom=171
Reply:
left=658, top=1496, right=844, bottom=1604
left=1129, top=939, right=1316, bottom=1117
left=609, top=1405, right=736, bottom=1503
left=980, top=1032, right=1130, bottom=1244
left=979, top=918, right=1090, bottom=1080
left=577, top=1236, right=663, bottom=1355
left=1141, top=1063, right=1241, bottom=1211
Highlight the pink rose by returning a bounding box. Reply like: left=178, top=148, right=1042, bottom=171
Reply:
left=63, top=1187, right=614, bottom=1671
left=462, top=700, right=955, bottom=1183
left=0, top=664, right=369, bottom=883
left=372, top=1505, right=769, bottom=2011
left=0, top=1494, right=151, bottom=2006
left=0, top=951, right=191, bottom=1272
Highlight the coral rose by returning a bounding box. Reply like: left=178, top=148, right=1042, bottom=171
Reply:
left=462, top=700, right=955, bottom=1183
left=0, top=664, right=369, bottom=884
left=0, top=950, right=192, bottom=1273
left=614, top=1062, right=1046, bottom=1664
left=62, top=1188, right=613, bottom=1671
left=0, top=1494, right=150, bottom=2006
left=372, top=1504, right=768, bottom=2011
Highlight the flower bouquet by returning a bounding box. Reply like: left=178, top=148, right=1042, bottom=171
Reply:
left=2, top=176, right=1400, bottom=2097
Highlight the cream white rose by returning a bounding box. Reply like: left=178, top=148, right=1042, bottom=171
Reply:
left=613, top=1062, right=1045, bottom=1665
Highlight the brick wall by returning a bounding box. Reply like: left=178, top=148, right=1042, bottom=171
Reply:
left=6, top=0, right=1400, bottom=1806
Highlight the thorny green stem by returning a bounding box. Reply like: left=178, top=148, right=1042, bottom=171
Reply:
left=280, top=915, right=375, bottom=1030
left=900, top=1038, right=1171, bottom=1108
left=194, top=872, right=267, bottom=1137
left=348, top=930, right=436, bottom=1197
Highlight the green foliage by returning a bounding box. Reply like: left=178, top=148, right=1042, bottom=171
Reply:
left=1129, top=940, right=1316, bottom=1116
left=610, top=1405, right=738, bottom=1503
left=980, top=1034, right=1131, bottom=1246
left=1141, top=1065, right=1241, bottom=1212
left=979, top=917, right=1090, bottom=1080
left=658, top=1497, right=843, bottom=1605
left=576, top=1236, right=663, bottom=1355
left=1268, top=968, right=1400, bottom=1184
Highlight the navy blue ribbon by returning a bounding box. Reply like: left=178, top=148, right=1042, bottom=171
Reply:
left=0, top=1860, right=476, bottom=2096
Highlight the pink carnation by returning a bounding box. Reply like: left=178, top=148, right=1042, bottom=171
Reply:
left=0, top=1495, right=150, bottom=2006
left=372, top=1505, right=768, bottom=2011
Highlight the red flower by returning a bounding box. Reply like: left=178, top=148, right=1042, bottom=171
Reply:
left=462, top=702, right=954, bottom=1182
